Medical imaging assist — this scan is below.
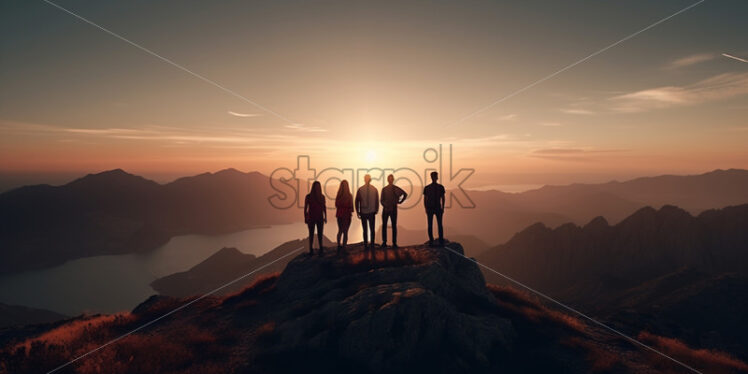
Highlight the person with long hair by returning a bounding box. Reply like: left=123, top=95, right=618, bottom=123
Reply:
left=335, top=180, right=354, bottom=253
left=304, top=181, right=327, bottom=255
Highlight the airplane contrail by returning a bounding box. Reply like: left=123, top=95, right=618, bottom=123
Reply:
left=228, top=111, right=261, bottom=118
left=722, top=53, right=748, bottom=63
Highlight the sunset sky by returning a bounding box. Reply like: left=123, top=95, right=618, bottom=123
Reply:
left=1, top=0, right=747, bottom=191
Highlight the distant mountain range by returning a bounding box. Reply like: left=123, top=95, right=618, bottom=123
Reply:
left=477, top=203, right=748, bottom=361
left=397, top=168, right=748, bottom=246
left=477, top=204, right=748, bottom=298
left=0, top=168, right=296, bottom=274
left=2, top=168, right=747, bottom=274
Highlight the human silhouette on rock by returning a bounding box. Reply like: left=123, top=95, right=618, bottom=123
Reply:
left=335, top=180, right=353, bottom=253
left=380, top=174, right=407, bottom=248
left=355, top=174, right=379, bottom=250
left=423, top=171, right=445, bottom=246
left=304, top=181, right=327, bottom=255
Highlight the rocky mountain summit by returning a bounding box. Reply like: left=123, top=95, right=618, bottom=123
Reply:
left=4, top=242, right=744, bottom=373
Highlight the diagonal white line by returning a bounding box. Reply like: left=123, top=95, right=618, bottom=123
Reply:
left=442, top=245, right=703, bottom=374
left=43, top=0, right=298, bottom=126
left=444, top=0, right=706, bottom=128
left=722, top=53, right=748, bottom=64
left=45, top=245, right=305, bottom=374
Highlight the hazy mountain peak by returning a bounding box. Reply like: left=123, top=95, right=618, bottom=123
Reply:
left=705, top=168, right=747, bottom=176
left=212, top=246, right=244, bottom=257
left=511, top=222, right=551, bottom=242
left=583, top=216, right=609, bottom=230
left=70, top=168, right=157, bottom=188
left=553, top=222, right=580, bottom=233
left=622, top=205, right=658, bottom=221
left=215, top=168, right=243, bottom=176
left=82, top=168, right=131, bottom=179
left=657, top=204, right=691, bottom=218
left=525, top=222, right=549, bottom=232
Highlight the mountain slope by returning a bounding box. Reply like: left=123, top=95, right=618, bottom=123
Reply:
left=600, top=269, right=748, bottom=363
left=477, top=204, right=748, bottom=302
left=5, top=242, right=721, bottom=374
left=476, top=204, right=748, bottom=363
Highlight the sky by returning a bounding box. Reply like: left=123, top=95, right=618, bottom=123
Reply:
left=1, top=0, right=747, bottom=191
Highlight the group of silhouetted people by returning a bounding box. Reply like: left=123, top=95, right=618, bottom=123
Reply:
left=304, top=172, right=445, bottom=255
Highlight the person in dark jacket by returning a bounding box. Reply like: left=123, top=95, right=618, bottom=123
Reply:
left=335, top=180, right=354, bottom=253
left=304, top=181, right=327, bottom=255
left=423, top=171, right=445, bottom=246
left=355, top=174, right=379, bottom=249
left=380, top=174, right=407, bottom=248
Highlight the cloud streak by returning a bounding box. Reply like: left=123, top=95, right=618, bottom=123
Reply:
left=666, top=53, right=716, bottom=69
left=608, top=72, right=748, bottom=113
left=227, top=111, right=261, bottom=118
left=495, top=114, right=518, bottom=121
left=283, top=123, right=327, bottom=132
left=530, top=148, right=628, bottom=162
left=722, top=53, right=748, bottom=64
left=560, top=108, right=595, bottom=115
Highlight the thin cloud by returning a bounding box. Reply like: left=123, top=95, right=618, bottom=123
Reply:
left=666, top=53, right=716, bottom=69
left=560, top=108, right=595, bottom=115
left=227, top=111, right=261, bottom=118
left=64, top=128, right=154, bottom=135
left=534, top=148, right=586, bottom=155
left=284, top=123, right=327, bottom=132
left=540, top=122, right=563, bottom=127
left=454, top=134, right=510, bottom=144
left=722, top=53, right=748, bottom=64
left=530, top=148, right=627, bottom=162
left=495, top=114, right=518, bottom=121
left=533, top=148, right=626, bottom=155
left=609, top=72, right=748, bottom=113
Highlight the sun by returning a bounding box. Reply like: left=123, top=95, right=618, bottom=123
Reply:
left=364, top=149, right=377, bottom=163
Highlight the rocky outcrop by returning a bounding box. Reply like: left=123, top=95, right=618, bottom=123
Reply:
left=5, top=241, right=735, bottom=373
left=234, top=242, right=599, bottom=373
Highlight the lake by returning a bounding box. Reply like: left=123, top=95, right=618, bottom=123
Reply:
left=0, top=222, right=364, bottom=316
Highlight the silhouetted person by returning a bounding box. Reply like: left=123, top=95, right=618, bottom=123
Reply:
left=355, top=174, right=379, bottom=249
left=423, top=171, right=445, bottom=246
left=304, top=181, right=327, bottom=255
left=335, top=180, right=354, bottom=253
left=380, top=174, right=407, bottom=248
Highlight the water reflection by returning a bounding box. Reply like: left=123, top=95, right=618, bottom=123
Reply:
left=0, top=222, right=363, bottom=315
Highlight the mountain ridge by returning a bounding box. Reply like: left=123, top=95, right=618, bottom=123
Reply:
left=2, top=168, right=747, bottom=274
left=0, top=169, right=297, bottom=274
left=477, top=203, right=748, bottom=362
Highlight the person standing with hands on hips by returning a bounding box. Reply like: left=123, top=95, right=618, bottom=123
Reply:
left=380, top=174, right=407, bottom=248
